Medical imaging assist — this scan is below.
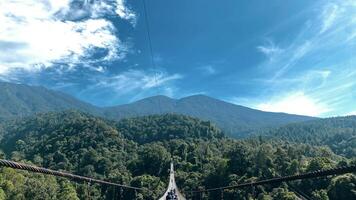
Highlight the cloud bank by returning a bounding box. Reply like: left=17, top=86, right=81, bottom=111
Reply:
left=0, top=0, right=135, bottom=76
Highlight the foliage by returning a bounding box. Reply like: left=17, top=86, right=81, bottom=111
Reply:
left=258, top=116, right=356, bottom=158
left=0, top=111, right=353, bottom=199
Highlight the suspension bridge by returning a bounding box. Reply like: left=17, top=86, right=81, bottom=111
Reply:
left=0, top=158, right=355, bottom=199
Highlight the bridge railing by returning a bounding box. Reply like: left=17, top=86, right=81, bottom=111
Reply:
left=1, top=159, right=355, bottom=200
left=184, top=165, right=356, bottom=200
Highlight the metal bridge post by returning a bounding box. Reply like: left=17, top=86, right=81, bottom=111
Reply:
left=233, top=188, right=238, bottom=199
left=113, top=186, right=116, bottom=200
left=87, top=181, right=91, bottom=200
left=220, top=189, right=224, bottom=200
left=252, top=186, right=256, bottom=200
left=119, top=187, right=123, bottom=200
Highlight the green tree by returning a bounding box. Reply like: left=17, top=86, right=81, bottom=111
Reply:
left=271, top=188, right=298, bottom=200
left=312, top=189, right=329, bottom=200
left=59, top=180, right=79, bottom=200
left=328, top=174, right=356, bottom=200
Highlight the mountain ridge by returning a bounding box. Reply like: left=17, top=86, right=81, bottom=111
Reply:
left=0, top=82, right=316, bottom=137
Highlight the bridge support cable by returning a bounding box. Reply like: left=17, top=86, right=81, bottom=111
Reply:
left=119, top=187, right=124, bottom=200
left=0, top=159, right=145, bottom=191
left=187, top=165, right=356, bottom=194
left=287, top=183, right=314, bottom=200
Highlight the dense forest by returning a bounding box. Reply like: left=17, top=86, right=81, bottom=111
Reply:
left=257, top=116, right=356, bottom=158
left=0, top=111, right=355, bottom=199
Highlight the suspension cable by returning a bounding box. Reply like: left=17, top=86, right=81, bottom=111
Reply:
left=142, top=0, right=163, bottom=112
left=0, top=159, right=145, bottom=191
left=142, top=0, right=156, bottom=69
left=188, top=165, right=356, bottom=193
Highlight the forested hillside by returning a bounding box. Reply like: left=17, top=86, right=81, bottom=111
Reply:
left=0, top=82, right=99, bottom=120
left=258, top=116, right=356, bottom=158
left=0, top=111, right=354, bottom=200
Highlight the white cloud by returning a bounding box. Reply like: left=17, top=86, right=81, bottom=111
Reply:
left=320, top=3, right=339, bottom=33
left=256, top=92, right=330, bottom=116
left=116, top=0, right=136, bottom=23
left=0, top=0, right=135, bottom=76
left=89, top=66, right=106, bottom=73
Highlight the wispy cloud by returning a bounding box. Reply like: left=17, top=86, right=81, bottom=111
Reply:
left=78, top=69, right=183, bottom=105
left=320, top=3, right=339, bottom=34
left=249, top=0, right=356, bottom=117
left=257, top=0, right=355, bottom=80
left=95, top=70, right=182, bottom=92
left=199, top=65, right=217, bottom=75
left=0, top=0, right=135, bottom=76
left=257, top=40, right=283, bottom=60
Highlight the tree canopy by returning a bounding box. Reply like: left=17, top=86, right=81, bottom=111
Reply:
left=0, top=111, right=354, bottom=199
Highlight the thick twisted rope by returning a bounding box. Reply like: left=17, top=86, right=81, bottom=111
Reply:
left=0, top=159, right=144, bottom=191
left=189, top=165, right=356, bottom=193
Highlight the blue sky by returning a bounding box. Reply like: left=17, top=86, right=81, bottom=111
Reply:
left=0, top=0, right=355, bottom=117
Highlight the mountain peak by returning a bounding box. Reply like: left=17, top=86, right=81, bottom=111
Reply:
left=133, top=95, right=175, bottom=104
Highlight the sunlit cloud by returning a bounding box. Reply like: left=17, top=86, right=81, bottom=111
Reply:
left=116, top=0, right=137, bottom=24
left=256, top=92, right=330, bottom=116
left=0, top=0, right=135, bottom=76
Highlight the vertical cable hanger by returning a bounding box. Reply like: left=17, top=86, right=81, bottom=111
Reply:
left=142, top=0, right=162, bottom=112
left=142, top=0, right=156, bottom=70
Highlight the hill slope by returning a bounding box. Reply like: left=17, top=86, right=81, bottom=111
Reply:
left=0, top=82, right=100, bottom=119
left=0, top=82, right=315, bottom=137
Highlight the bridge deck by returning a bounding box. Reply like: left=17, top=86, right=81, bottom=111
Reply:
left=159, top=163, right=186, bottom=200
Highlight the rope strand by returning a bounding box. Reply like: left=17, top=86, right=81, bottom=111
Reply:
left=0, top=159, right=145, bottom=191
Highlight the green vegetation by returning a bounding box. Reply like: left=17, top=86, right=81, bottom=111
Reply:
left=258, top=116, right=356, bottom=158
left=0, top=111, right=354, bottom=199
left=0, top=82, right=99, bottom=120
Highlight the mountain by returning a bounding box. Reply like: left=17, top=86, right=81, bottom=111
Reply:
left=104, top=95, right=316, bottom=137
left=0, top=82, right=100, bottom=120
left=0, top=82, right=315, bottom=137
